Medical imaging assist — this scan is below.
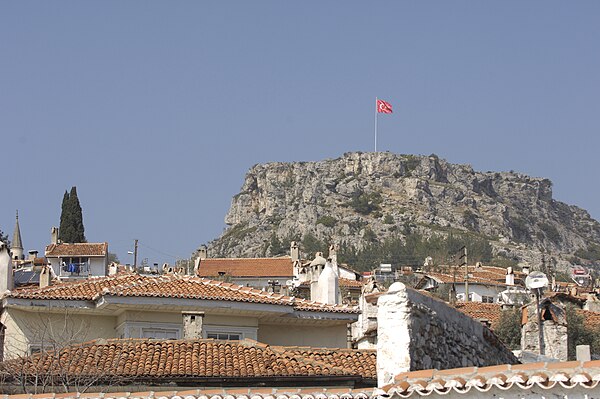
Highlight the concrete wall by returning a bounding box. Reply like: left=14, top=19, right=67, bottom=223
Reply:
left=258, top=324, right=348, bottom=348
left=377, top=283, right=518, bottom=386
left=1, top=308, right=116, bottom=359
left=89, top=257, right=107, bottom=277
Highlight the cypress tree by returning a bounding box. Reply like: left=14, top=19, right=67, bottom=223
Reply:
left=58, top=186, right=86, bottom=243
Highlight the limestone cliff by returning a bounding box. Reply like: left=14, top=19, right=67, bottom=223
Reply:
left=206, top=152, right=600, bottom=270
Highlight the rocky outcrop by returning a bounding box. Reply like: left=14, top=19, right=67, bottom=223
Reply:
left=206, top=152, right=600, bottom=269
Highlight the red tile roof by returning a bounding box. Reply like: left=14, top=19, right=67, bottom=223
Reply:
left=420, top=265, right=525, bottom=287
left=0, top=388, right=374, bottom=399
left=197, top=257, right=294, bottom=278
left=300, top=278, right=364, bottom=289
left=385, top=360, right=600, bottom=397
left=45, top=243, right=108, bottom=257
left=453, top=302, right=504, bottom=330
left=0, top=339, right=375, bottom=383
left=9, top=273, right=359, bottom=314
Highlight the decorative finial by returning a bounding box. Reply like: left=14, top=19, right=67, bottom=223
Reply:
left=16, top=209, right=18, bottom=220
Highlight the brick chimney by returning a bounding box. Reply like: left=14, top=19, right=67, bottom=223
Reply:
left=182, top=311, right=205, bottom=339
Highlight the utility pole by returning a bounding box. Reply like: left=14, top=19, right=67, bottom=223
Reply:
left=133, top=239, right=138, bottom=270
left=459, top=246, right=469, bottom=302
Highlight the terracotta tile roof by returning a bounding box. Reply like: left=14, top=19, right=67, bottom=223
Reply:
left=277, top=346, right=376, bottom=379
left=0, top=388, right=374, bottom=399
left=383, top=360, right=600, bottom=397
left=8, top=273, right=359, bottom=314
left=0, top=339, right=375, bottom=383
left=300, top=278, right=364, bottom=289
left=452, top=302, right=504, bottom=330
left=197, top=257, right=294, bottom=278
left=45, top=243, right=108, bottom=257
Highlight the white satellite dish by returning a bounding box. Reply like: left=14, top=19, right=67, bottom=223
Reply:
left=525, top=271, right=549, bottom=290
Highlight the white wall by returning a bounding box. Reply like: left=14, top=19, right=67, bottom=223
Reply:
left=258, top=324, right=348, bottom=348
left=2, top=308, right=116, bottom=359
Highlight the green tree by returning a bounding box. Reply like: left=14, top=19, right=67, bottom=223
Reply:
left=107, top=252, right=120, bottom=264
left=0, top=228, right=9, bottom=246
left=59, top=186, right=86, bottom=243
left=268, top=233, right=286, bottom=256
left=566, top=305, right=600, bottom=360
left=302, top=232, right=326, bottom=258
left=494, top=307, right=522, bottom=350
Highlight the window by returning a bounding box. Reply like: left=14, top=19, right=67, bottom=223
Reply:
left=141, top=328, right=179, bottom=340
left=207, top=332, right=241, bottom=340
left=482, top=295, right=495, bottom=303
left=116, top=321, right=182, bottom=339
left=203, top=325, right=257, bottom=341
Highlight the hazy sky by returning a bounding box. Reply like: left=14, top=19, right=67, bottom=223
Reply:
left=2, top=2, right=599, bottom=265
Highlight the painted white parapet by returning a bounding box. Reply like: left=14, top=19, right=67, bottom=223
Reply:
left=376, top=282, right=518, bottom=388
left=377, top=282, right=412, bottom=386
left=0, top=241, right=14, bottom=294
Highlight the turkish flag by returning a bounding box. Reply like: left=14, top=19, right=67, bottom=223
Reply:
left=377, top=99, right=393, bottom=113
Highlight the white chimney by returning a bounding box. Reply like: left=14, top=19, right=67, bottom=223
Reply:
left=39, top=265, right=51, bottom=288
left=28, top=250, right=38, bottom=261
left=506, top=266, right=515, bottom=286
left=198, top=245, right=207, bottom=260
left=315, top=259, right=339, bottom=305
left=0, top=241, right=14, bottom=293
left=50, top=227, right=59, bottom=245
left=290, top=241, right=299, bottom=262
left=328, top=244, right=337, bottom=265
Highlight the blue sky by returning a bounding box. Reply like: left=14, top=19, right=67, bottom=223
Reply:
left=2, top=2, right=599, bottom=265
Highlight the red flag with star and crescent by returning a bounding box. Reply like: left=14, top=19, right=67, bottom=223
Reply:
left=377, top=99, right=393, bottom=113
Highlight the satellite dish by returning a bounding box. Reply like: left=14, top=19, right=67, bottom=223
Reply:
left=525, top=271, right=549, bottom=290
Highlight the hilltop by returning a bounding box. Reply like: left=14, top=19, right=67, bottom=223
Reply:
left=206, top=152, right=600, bottom=272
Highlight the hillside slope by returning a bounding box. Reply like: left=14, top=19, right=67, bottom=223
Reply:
left=206, top=152, right=600, bottom=271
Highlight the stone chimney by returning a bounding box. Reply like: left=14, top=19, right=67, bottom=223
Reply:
left=506, top=266, right=515, bottom=286
left=39, top=265, right=51, bottom=288
left=28, top=250, right=38, bottom=261
left=182, top=311, right=205, bottom=339
left=521, top=298, right=567, bottom=361
left=50, top=227, right=59, bottom=245
left=290, top=241, right=299, bottom=262
left=522, top=265, right=530, bottom=275
left=0, top=241, right=14, bottom=293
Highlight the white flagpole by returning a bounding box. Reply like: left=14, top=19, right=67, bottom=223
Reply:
left=374, top=97, right=378, bottom=152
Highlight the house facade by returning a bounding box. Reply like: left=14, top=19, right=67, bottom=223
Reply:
left=0, top=272, right=358, bottom=359
left=415, top=265, right=528, bottom=304
left=45, top=241, right=109, bottom=279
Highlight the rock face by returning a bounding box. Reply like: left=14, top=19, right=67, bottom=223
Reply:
left=206, top=152, right=600, bottom=269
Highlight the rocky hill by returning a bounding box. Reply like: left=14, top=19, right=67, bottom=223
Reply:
left=206, top=152, right=600, bottom=272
